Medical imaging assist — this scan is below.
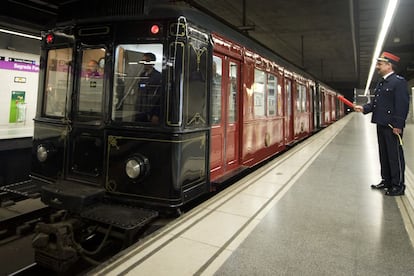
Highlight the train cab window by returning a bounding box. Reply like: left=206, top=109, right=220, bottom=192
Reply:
left=78, top=48, right=105, bottom=117
left=112, top=44, right=163, bottom=124
left=253, top=69, right=265, bottom=117
left=185, top=38, right=208, bottom=128
left=211, top=56, right=222, bottom=125
left=44, top=48, right=72, bottom=117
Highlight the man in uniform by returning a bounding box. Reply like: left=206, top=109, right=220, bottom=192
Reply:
left=136, top=52, right=162, bottom=124
left=354, top=51, right=409, bottom=196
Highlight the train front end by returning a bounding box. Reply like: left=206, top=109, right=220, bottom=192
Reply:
left=30, top=17, right=211, bottom=271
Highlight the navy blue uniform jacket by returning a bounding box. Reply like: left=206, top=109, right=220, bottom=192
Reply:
left=363, top=73, right=409, bottom=129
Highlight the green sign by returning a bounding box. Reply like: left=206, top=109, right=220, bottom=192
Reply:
left=9, top=91, right=26, bottom=123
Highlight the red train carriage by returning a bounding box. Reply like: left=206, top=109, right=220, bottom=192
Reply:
left=210, top=33, right=324, bottom=180
left=241, top=49, right=287, bottom=167
left=319, top=84, right=340, bottom=127
left=209, top=34, right=243, bottom=181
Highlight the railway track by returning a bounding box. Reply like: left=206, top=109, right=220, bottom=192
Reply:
left=5, top=216, right=173, bottom=275
left=11, top=263, right=65, bottom=276
left=2, top=187, right=215, bottom=275
left=0, top=199, right=52, bottom=244
left=0, top=180, right=52, bottom=243
left=0, top=180, right=41, bottom=206
left=1, top=179, right=208, bottom=275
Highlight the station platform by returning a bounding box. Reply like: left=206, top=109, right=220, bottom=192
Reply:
left=0, top=124, right=32, bottom=150
left=0, top=125, right=33, bottom=140
left=90, top=113, right=414, bottom=275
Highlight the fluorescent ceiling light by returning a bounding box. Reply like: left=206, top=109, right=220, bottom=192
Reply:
left=364, top=0, right=399, bottom=96
left=0, top=28, right=41, bottom=40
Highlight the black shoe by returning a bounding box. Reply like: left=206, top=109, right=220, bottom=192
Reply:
left=385, top=185, right=405, bottom=196
left=371, top=181, right=390, bottom=190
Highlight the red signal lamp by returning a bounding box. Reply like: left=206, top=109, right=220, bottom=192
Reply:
left=45, top=33, right=54, bottom=44
left=150, top=24, right=160, bottom=35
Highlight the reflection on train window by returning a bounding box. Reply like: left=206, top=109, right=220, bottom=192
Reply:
left=44, top=48, right=72, bottom=117
left=286, top=80, right=292, bottom=116
left=302, top=85, right=307, bottom=112
left=211, top=56, right=222, bottom=125
left=254, top=69, right=265, bottom=117
left=228, top=62, right=238, bottom=123
left=296, top=83, right=307, bottom=112
left=277, top=82, right=283, bottom=116
left=112, top=44, right=163, bottom=124
left=78, top=48, right=105, bottom=115
left=267, top=74, right=277, bottom=116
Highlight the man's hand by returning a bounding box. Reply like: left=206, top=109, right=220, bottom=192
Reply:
left=392, top=127, right=402, bottom=135
left=354, top=105, right=363, bottom=112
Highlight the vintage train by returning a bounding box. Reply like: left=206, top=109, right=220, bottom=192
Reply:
left=30, top=1, right=344, bottom=271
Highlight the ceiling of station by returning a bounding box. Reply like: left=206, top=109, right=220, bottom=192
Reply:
left=190, top=0, right=414, bottom=93
left=1, top=0, right=413, bottom=94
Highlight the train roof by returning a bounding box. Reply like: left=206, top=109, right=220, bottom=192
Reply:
left=53, top=2, right=340, bottom=93
left=149, top=5, right=313, bottom=77
left=148, top=4, right=340, bottom=92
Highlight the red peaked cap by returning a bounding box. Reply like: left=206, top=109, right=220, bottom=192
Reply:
left=377, top=51, right=400, bottom=64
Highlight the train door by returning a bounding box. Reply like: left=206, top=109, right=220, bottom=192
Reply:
left=331, top=94, right=336, bottom=121
left=210, top=54, right=240, bottom=181
left=66, top=47, right=107, bottom=184
left=320, top=88, right=326, bottom=126
left=284, top=77, right=294, bottom=144
left=313, top=84, right=320, bottom=129
left=309, top=84, right=315, bottom=131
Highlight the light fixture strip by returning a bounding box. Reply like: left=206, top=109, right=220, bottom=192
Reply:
left=363, top=0, right=399, bottom=96
left=0, top=28, right=41, bottom=40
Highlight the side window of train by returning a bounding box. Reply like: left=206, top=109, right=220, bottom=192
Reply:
left=211, top=55, right=222, bottom=125
left=302, top=84, right=307, bottom=112
left=277, top=78, right=283, bottom=116
left=296, top=83, right=307, bottom=113
left=267, top=74, right=277, bottom=116
left=228, top=61, right=238, bottom=123
left=253, top=69, right=265, bottom=117
left=286, top=80, right=292, bottom=116
left=296, top=84, right=301, bottom=112
left=78, top=48, right=106, bottom=116
left=44, top=48, right=72, bottom=117
left=254, top=69, right=279, bottom=117
left=111, top=44, right=163, bottom=124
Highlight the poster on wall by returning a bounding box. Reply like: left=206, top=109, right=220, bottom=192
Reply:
left=9, top=91, right=26, bottom=123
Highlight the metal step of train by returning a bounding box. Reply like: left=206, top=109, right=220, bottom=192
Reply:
left=80, top=203, right=158, bottom=230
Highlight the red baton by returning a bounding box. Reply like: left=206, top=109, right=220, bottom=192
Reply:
left=338, top=95, right=354, bottom=108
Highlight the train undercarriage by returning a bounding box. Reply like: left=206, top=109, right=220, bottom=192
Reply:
left=32, top=181, right=159, bottom=272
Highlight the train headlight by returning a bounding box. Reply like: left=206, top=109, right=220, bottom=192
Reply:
left=126, top=159, right=141, bottom=179
left=125, top=154, right=149, bottom=180
left=37, top=145, right=48, bottom=162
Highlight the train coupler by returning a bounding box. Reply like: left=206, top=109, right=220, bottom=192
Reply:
left=32, top=219, right=81, bottom=272
left=40, top=180, right=105, bottom=213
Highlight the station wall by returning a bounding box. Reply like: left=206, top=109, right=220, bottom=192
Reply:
left=0, top=49, right=39, bottom=129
